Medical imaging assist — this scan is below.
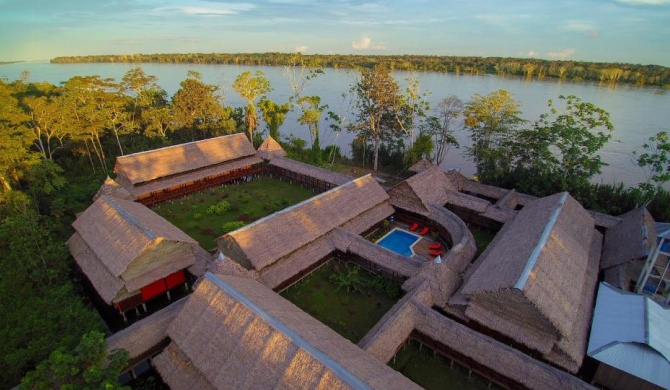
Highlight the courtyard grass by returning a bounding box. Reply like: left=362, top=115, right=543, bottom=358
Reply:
left=469, top=225, right=497, bottom=255
left=281, top=260, right=401, bottom=343
left=151, top=175, right=317, bottom=250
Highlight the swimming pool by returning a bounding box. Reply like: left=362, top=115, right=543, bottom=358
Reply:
left=376, top=228, right=420, bottom=257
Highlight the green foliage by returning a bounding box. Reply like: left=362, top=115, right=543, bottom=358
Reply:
left=21, top=331, right=129, bottom=390
left=233, top=70, right=273, bottom=141
left=329, top=263, right=368, bottom=293
left=634, top=130, right=670, bottom=199
left=0, top=193, right=100, bottom=388
left=404, top=131, right=434, bottom=168
left=205, top=199, right=232, bottom=215
left=258, top=98, right=290, bottom=140
left=51, top=52, right=670, bottom=88
left=464, top=89, right=524, bottom=182
left=222, top=221, right=246, bottom=233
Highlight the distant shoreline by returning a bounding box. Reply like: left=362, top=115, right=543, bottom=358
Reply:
left=49, top=52, right=670, bottom=88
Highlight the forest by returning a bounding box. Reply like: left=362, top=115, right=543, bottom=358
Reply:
left=51, top=52, right=670, bottom=88
left=1, top=62, right=669, bottom=388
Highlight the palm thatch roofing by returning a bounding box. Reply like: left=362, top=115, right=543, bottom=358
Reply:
left=218, top=175, right=389, bottom=271
left=68, top=195, right=197, bottom=303
left=268, top=156, right=353, bottom=187
left=154, top=272, right=420, bottom=389
left=458, top=192, right=600, bottom=372
left=601, top=207, right=656, bottom=270
left=256, top=135, right=287, bottom=160
left=93, top=177, right=133, bottom=201
left=407, top=158, right=435, bottom=173
left=114, top=133, right=257, bottom=186
left=107, top=298, right=186, bottom=361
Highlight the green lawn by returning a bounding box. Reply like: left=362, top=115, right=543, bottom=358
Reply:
left=389, top=340, right=497, bottom=390
left=151, top=175, right=317, bottom=250
left=281, top=261, right=401, bottom=343
left=469, top=225, right=497, bottom=255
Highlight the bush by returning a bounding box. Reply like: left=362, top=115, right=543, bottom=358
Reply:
left=222, top=221, right=246, bottom=233
left=206, top=200, right=232, bottom=215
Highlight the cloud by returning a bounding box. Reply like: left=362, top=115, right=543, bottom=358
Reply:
left=294, top=45, right=308, bottom=53
left=157, top=2, right=255, bottom=16
left=614, top=0, right=670, bottom=4
left=563, top=21, right=599, bottom=38
left=527, top=50, right=538, bottom=57
left=548, top=48, right=575, bottom=59
left=352, top=35, right=385, bottom=50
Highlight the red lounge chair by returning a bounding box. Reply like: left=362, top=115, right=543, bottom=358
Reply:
left=429, top=249, right=443, bottom=256
left=410, top=223, right=419, bottom=231
left=429, top=243, right=442, bottom=250
left=420, top=227, right=430, bottom=235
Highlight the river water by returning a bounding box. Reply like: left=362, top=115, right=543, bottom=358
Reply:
left=2, top=61, right=669, bottom=187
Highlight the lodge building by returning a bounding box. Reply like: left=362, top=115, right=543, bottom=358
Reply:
left=69, top=133, right=669, bottom=389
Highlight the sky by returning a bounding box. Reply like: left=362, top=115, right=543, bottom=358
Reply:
left=1, top=0, right=669, bottom=66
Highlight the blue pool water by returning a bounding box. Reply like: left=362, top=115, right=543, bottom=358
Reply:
left=377, top=229, right=420, bottom=257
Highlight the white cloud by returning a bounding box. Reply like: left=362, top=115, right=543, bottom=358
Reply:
left=352, top=35, right=385, bottom=50
left=614, top=0, right=670, bottom=4
left=563, top=21, right=599, bottom=38
left=294, top=45, right=308, bottom=53
left=158, top=2, right=255, bottom=16
left=548, top=48, right=575, bottom=59
left=527, top=50, right=538, bottom=57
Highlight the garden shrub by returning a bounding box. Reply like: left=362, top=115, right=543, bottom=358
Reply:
left=222, top=221, right=246, bottom=233
left=206, top=200, right=232, bottom=215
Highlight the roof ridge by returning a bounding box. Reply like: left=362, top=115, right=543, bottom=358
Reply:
left=117, top=133, right=246, bottom=160
left=101, top=195, right=157, bottom=240
left=515, top=192, right=569, bottom=290
left=204, top=273, right=371, bottom=389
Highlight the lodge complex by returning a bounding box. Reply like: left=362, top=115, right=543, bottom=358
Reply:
left=69, top=134, right=670, bottom=389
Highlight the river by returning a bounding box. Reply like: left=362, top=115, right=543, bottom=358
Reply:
left=2, top=61, right=669, bottom=187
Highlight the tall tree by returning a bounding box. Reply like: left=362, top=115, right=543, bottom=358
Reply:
left=464, top=89, right=524, bottom=181
left=351, top=65, right=403, bottom=171
left=431, top=95, right=463, bottom=165
left=258, top=98, right=290, bottom=139
left=635, top=131, right=670, bottom=197
left=119, top=67, right=168, bottom=142
left=0, top=80, right=36, bottom=193
left=232, top=70, right=272, bottom=141
left=395, top=76, right=430, bottom=148
left=297, top=95, right=328, bottom=151
left=510, top=95, right=613, bottom=191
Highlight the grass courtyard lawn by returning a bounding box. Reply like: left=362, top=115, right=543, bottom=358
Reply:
left=151, top=175, right=317, bottom=250
left=389, top=339, right=496, bottom=390
left=469, top=225, right=497, bottom=255
left=281, top=260, right=402, bottom=343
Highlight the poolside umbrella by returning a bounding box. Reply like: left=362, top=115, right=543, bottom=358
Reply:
left=435, top=255, right=442, bottom=264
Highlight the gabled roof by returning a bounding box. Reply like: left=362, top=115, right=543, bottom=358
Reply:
left=588, top=283, right=670, bottom=388
left=154, top=273, right=420, bottom=390
left=256, top=135, right=287, bottom=159
left=408, top=158, right=435, bottom=173
left=72, top=196, right=195, bottom=277
left=388, top=164, right=459, bottom=214
left=462, top=192, right=596, bottom=338
left=69, top=196, right=196, bottom=303
left=219, top=175, right=389, bottom=270
left=114, top=133, right=256, bottom=186
left=601, top=207, right=656, bottom=270
left=93, top=177, right=133, bottom=201
left=268, top=156, right=353, bottom=187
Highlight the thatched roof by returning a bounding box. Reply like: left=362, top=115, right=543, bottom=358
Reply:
left=107, top=298, right=186, bottom=361
left=218, top=175, right=389, bottom=271
left=114, top=133, right=256, bottom=186
left=408, top=158, right=435, bottom=173
left=460, top=192, right=599, bottom=366
left=93, top=177, right=133, bottom=201
left=256, top=135, right=287, bottom=160
left=388, top=165, right=459, bottom=215
left=268, top=156, right=353, bottom=187
left=69, top=195, right=197, bottom=303
left=122, top=155, right=263, bottom=199
left=154, top=272, right=420, bottom=389
left=601, top=207, right=656, bottom=270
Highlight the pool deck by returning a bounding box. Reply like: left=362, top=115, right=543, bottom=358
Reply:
left=392, top=222, right=444, bottom=261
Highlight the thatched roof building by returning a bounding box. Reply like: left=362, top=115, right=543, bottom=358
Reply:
left=588, top=282, right=670, bottom=390
left=93, top=176, right=133, bottom=201
left=218, top=175, right=391, bottom=271
left=113, top=134, right=263, bottom=202
left=256, top=135, right=287, bottom=160
left=456, top=192, right=601, bottom=373
left=68, top=195, right=197, bottom=306
left=153, top=272, right=420, bottom=389
left=601, top=207, right=656, bottom=270
left=407, top=158, right=435, bottom=173
left=267, top=156, right=353, bottom=189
